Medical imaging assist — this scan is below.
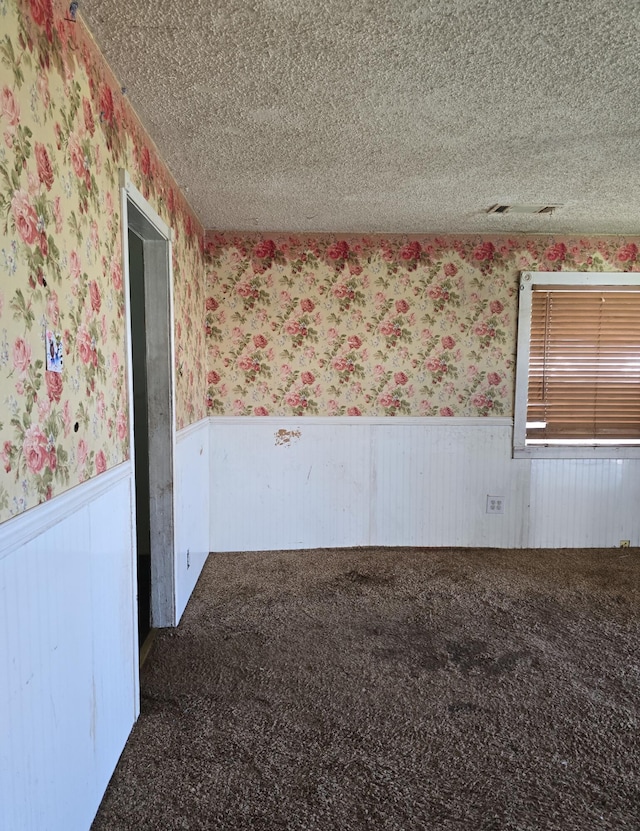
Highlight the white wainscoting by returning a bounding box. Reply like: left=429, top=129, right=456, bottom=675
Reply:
left=529, top=458, right=640, bottom=548
left=175, top=417, right=210, bottom=621
left=0, top=464, right=137, bottom=831
left=209, top=417, right=640, bottom=551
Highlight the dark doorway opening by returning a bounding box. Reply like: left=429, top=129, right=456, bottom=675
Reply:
left=128, top=228, right=152, bottom=647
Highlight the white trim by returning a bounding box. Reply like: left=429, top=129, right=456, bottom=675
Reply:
left=118, top=170, right=171, bottom=240
left=208, top=416, right=513, bottom=427
left=514, top=270, right=640, bottom=459
left=120, top=170, right=177, bottom=631
left=176, top=416, right=210, bottom=443
left=0, top=462, right=132, bottom=560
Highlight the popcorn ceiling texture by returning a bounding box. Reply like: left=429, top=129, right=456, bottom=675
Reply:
left=82, top=0, right=640, bottom=234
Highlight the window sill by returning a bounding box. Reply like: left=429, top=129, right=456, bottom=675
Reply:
left=513, top=444, right=640, bottom=460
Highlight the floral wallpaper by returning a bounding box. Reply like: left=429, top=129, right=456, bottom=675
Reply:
left=205, top=235, right=640, bottom=418
left=0, top=0, right=206, bottom=522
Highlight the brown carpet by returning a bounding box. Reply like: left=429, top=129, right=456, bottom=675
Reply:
left=91, top=547, right=639, bottom=831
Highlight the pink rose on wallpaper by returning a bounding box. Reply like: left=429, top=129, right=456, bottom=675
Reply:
left=35, top=143, right=54, bottom=191
left=441, top=335, right=456, bottom=350
left=425, top=357, right=441, bottom=372
left=347, top=407, right=362, bottom=416
left=300, top=298, right=315, bottom=312
left=254, top=407, right=269, bottom=416
left=347, top=335, right=362, bottom=350
left=68, top=133, right=86, bottom=179
left=394, top=371, right=408, bottom=386
left=253, top=240, right=276, bottom=259
left=379, top=394, right=395, bottom=408
left=444, top=262, right=458, bottom=277
left=472, top=393, right=492, bottom=409
left=46, top=290, right=59, bottom=326
left=333, top=357, right=348, bottom=372
left=207, top=370, right=220, bottom=385
left=237, top=356, right=253, bottom=371
left=140, top=146, right=151, bottom=177
left=13, top=337, right=31, bottom=373
left=285, top=321, right=301, bottom=336
left=11, top=190, right=39, bottom=245
left=23, top=425, right=49, bottom=475
left=327, top=240, right=349, bottom=260
left=301, top=371, right=315, bottom=386
left=116, top=410, right=128, bottom=441
left=206, top=296, right=219, bottom=312
left=333, top=284, right=348, bottom=299
left=440, top=407, right=454, bottom=417
left=285, top=392, right=303, bottom=408
left=487, top=372, right=502, bottom=386
left=617, top=243, right=638, bottom=262
left=110, top=352, right=119, bottom=377
left=489, top=300, right=504, bottom=315
left=1, top=86, right=20, bottom=130
left=237, top=283, right=252, bottom=297
left=110, top=259, right=122, bottom=291
left=45, top=371, right=63, bottom=403
left=545, top=242, right=567, bottom=262
left=83, top=97, right=95, bottom=136
left=379, top=321, right=394, bottom=336
left=99, top=83, right=115, bottom=124
left=77, top=439, right=88, bottom=468
left=89, top=281, right=101, bottom=314
left=95, top=450, right=107, bottom=474
left=30, top=0, right=54, bottom=37
left=253, top=334, right=268, bottom=349
left=395, top=299, right=410, bottom=313
left=76, top=326, right=95, bottom=365
left=2, top=440, right=12, bottom=473
left=473, top=241, right=495, bottom=261
left=399, top=241, right=421, bottom=260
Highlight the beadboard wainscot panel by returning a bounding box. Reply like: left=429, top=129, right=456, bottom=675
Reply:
left=370, top=420, right=530, bottom=547
left=210, top=418, right=371, bottom=551
left=175, top=418, right=210, bottom=620
left=529, top=459, right=640, bottom=548
left=208, top=417, right=531, bottom=551
left=0, top=464, right=137, bottom=831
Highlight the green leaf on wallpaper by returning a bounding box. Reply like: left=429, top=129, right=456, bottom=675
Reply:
left=10, top=289, right=35, bottom=329
left=75, top=402, right=91, bottom=430
left=0, top=35, right=24, bottom=88
left=67, top=212, right=83, bottom=247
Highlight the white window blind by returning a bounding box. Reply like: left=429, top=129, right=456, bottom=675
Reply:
left=527, top=286, right=640, bottom=443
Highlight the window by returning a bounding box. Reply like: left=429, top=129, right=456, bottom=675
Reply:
left=514, top=271, right=640, bottom=458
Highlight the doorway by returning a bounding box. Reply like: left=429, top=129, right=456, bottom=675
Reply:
left=120, top=172, right=176, bottom=655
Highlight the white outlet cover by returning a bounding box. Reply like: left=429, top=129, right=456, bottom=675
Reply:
left=487, top=495, right=505, bottom=514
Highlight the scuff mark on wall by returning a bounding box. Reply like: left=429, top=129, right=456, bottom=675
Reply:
left=275, top=429, right=301, bottom=447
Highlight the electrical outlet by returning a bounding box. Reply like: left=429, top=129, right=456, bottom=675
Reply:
left=486, top=495, right=505, bottom=514
left=620, top=540, right=630, bottom=548
left=186, top=548, right=191, bottom=568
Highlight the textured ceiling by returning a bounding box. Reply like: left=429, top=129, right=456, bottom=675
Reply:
left=82, top=0, right=640, bottom=235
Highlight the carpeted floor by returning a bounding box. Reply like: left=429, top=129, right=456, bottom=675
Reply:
left=91, top=547, right=639, bottom=831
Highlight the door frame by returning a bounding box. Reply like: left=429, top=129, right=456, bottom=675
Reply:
left=119, top=171, right=177, bottom=677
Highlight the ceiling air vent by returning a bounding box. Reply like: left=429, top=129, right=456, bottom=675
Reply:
left=487, top=204, right=563, bottom=215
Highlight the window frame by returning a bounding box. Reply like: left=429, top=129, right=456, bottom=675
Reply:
left=513, top=270, right=640, bottom=459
